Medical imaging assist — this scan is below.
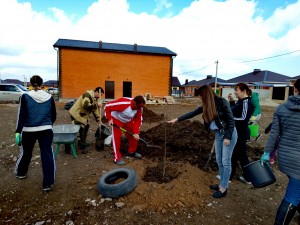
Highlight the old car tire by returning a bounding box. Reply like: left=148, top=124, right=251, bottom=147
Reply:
left=97, top=168, right=138, bottom=198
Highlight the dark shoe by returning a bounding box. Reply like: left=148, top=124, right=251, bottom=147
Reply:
left=115, top=159, right=126, bottom=166
left=42, top=186, right=51, bottom=193
left=128, top=152, right=142, bottom=159
left=246, top=139, right=251, bottom=143
left=16, top=174, right=26, bottom=179
left=209, top=184, right=219, bottom=191
left=212, top=189, right=227, bottom=198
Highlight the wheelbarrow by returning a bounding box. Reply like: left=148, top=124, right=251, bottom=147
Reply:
left=53, top=124, right=80, bottom=158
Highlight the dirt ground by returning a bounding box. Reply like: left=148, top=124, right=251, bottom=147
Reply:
left=0, top=98, right=299, bottom=225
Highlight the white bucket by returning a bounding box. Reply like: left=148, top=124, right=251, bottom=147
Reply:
left=104, top=135, right=112, bottom=145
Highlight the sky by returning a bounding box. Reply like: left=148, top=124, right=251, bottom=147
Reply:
left=0, top=0, right=300, bottom=84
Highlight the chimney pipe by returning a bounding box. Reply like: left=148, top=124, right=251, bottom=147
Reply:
left=134, top=43, right=137, bottom=52
left=253, top=69, right=261, bottom=74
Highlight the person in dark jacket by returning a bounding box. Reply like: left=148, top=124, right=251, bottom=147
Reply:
left=168, top=85, right=237, bottom=198
left=261, top=78, right=300, bottom=224
left=228, top=83, right=254, bottom=184
left=14, top=75, right=57, bottom=192
left=264, top=122, right=277, bottom=165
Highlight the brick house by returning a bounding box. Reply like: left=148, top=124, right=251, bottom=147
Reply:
left=224, top=69, right=292, bottom=102
left=53, top=39, right=177, bottom=100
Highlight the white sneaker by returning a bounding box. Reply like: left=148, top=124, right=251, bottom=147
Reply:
left=216, top=175, right=231, bottom=183
left=239, top=176, right=252, bottom=185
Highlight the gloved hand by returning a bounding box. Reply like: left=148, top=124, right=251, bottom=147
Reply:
left=260, top=151, right=270, bottom=166
left=15, top=133, right=21, bottom=146
left=250, top=116, right=257, bottom=122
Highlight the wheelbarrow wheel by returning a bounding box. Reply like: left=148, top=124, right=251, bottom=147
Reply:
left=97, top=168, right=138, bottom=198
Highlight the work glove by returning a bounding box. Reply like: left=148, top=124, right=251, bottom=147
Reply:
left=250, top=116, right=257, bottom=122
left=260, top=151, right=270, bottom=166
left=15, top=133, right=21, bottom=146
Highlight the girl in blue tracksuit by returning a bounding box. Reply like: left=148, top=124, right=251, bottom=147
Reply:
left=228, top=83, right=254, bottom=183
left=14, top=75, right=56, bottom=192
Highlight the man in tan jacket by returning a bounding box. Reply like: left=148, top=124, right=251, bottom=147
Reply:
left=68, top=87, right=104, bottom=154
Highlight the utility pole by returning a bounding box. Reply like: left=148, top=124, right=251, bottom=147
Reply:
left=214, top=60, right=219, bottom=94
left=24, top=75, right=27, bottom=87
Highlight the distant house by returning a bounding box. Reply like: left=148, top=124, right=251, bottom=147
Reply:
left=222, top=69, right=292, bottom=102
left=53, top=39, right=177, bottom=100
left=43, top=80, right=58, bottom=88
left=291, top=75, right=300, bottom=80
left=171, top=76, right=183, bottom=96
left=2, top=79, right=24, bottom=85
left=183, top=75, right=226, bottom=97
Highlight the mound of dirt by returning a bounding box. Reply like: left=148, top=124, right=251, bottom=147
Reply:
left=142, top=107, right=165, bottom=123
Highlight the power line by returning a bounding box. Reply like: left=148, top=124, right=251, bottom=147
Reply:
left=177, top=65, right=210, bottom=75
left=238, top=49, right=300, bottom=63
left=176, top=49, right=300, bottom=74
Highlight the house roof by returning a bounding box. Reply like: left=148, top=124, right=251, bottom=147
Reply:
left=183, top=76, right=226, bottom=86
left=53, top=39, right=177, bottom=56
left=291, top=75, right=300, bottom=80
left=44, top=80, right=58, bottom=86
left=2, top=79, right=23, bottom=85
left=172, top=77, right=181, bottom=86
left=226, top=69, right=291, bottom=83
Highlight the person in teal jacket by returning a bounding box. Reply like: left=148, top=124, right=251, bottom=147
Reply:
left=247, top=91, right=262, bottom=142
left=249, top=92, right=261, bottom=124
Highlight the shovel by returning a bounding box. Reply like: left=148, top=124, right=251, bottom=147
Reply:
left=204, top=142, right=215, bottom=169
left=112, top=124, right=162, bottom=149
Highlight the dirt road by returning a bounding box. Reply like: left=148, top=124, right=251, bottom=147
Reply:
left=0, top=99, right=299, bottom=225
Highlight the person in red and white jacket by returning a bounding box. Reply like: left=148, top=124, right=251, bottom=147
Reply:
left=104, top=96, right=146, bottom=165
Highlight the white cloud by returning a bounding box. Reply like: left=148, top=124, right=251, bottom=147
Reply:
left=0, top=0, right=299, bottom=83
left=153, top=0, right=173, bottom=15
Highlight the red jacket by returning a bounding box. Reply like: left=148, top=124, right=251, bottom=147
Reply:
left=104, top=97, right=143, bottom=134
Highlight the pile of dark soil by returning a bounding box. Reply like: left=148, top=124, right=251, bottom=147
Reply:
left=118, top=107, right=263, bottom=176
left=143, top=107, right=165, bottom=123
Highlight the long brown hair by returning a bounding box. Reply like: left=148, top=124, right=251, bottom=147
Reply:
left=198, top=85, right=217, bottom=123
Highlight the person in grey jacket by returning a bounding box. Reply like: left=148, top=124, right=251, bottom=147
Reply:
left=14, top=75, right=57, bottom=192
left=261, top=78, right=300, bottom=224
left=168, top=85, right=237, bottom=198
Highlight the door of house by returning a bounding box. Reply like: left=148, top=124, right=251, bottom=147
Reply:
left=105, top=81, right=115, bottom=99
left=272, top=87, right=285, bottom=100
left=123, top=81, right=132, bottom=98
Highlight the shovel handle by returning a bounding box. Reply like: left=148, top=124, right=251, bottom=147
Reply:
left=112, top=124, right=148, bottom=145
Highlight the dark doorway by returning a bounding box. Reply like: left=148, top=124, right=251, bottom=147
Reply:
left=105, top=81, right=115, bottom=99
left=123, top=81, right=132, bottom=98
left=272, top=87, right=285, bottom=100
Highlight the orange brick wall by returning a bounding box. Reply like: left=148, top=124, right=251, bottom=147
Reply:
left=59, top=49, right=173, bottom=99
